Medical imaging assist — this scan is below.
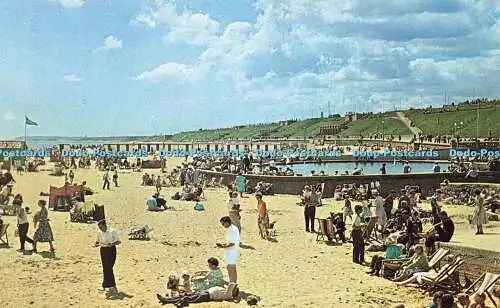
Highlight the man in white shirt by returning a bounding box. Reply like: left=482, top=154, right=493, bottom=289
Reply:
left=216, top=216, right=240, bottom=283
left=94, top=220, right=122, bottom=292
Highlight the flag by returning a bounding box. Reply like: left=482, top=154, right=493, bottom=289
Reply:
left=25, top=116, right=38, bottom=126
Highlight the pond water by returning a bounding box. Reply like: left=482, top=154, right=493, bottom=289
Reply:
left=289, top=161, right=449, bottom=175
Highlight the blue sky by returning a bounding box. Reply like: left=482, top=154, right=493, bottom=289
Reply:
left=1, top=0, right=499, bottom=138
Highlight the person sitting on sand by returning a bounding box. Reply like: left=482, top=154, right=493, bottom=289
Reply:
left=332, top=214, right=346, bottom=243
left=424, top=211, right=454, bottom=254
left=391, top=245, right=429, bottom=282
left=153, top=193, right=169, bottom=210
left=190, top=257, right=225, bottom=291
left=157, top=283, right=238, bottom=306
left=146, top=194, right=163, bottom=212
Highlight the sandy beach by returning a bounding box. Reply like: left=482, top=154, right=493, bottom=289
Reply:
left=1, top=159, right=498, bottom=308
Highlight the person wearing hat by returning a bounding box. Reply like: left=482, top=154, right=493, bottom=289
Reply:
left=94, top=220, right=122, bottom=292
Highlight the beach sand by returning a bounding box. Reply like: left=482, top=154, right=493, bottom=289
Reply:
left=1, top=159, right=498, bottom=308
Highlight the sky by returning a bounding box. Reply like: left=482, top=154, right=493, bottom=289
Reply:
left=1, top=0, right=499, bottom=138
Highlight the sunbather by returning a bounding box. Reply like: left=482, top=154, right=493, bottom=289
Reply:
left=190, top=257, right=225, bottom=291
left=392, top=245, right=429, bottom=282
left=156, top=283, right=238, bottom=306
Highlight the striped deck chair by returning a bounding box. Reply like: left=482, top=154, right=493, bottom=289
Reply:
left=363, top=216, right=380, bottom=243
left=316, top=218, right=328, bottom=242
left=0, top=223, right=9, bottom=246
left=386, top=248, right=449, bottom=279
left=465, top=272, right=499, bottom=307
left=419, top=256, right=465, bottom=294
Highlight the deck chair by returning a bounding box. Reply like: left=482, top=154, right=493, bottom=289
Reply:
left=464, top=272, right=499, bottom=306
left=0, top=223, right=9, bottom=246
left=316, top=218, right=328, bottom=242
left=205, top=177, right=216, bottom=188
left=128, top=225, right=153, bottom=240
left=395, top=262, right=453, bottom=286
left=325, top=218, right=339, bottom=242
left=363, top=216, right=380, bottom=243
left=419, top=256, right=465, bottom=294
left=383, top=248, right=449, bottom=278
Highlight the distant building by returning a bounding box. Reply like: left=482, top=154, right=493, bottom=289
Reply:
left=279, top=119, right=297, bottom=126
left=319, top=124, right=346, bottom=135
left=344, top=112, right=371, bottom=122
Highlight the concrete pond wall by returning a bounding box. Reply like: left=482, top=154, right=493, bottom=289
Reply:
left=199, top=170, right=500, bottom=197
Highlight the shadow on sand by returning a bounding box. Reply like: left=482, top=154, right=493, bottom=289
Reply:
left=105, top=291, right=134, bottom=300
left=239, top=243, right=256, bottom=250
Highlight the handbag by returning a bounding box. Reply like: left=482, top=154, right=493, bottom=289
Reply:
left=14, top=228, right=19, bottom=237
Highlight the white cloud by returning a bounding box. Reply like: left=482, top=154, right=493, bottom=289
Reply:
left=133, top=0, right=500, bottom=117
left=135, top=1, right=220, bottom=46
left=93, top=35, right=123, bottom=53
left=50, top=0, right=86, bottom=8
left=4, top=111, right=15, bottom=121
left=63, top=74, right=84, bottom=82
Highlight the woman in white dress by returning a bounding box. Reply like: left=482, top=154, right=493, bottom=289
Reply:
left=471, top=189, right=488, bottom=235
left=373, top=191, right=387, bottom=232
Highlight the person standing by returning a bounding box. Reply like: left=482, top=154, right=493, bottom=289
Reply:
left=94, top=220, right=122, bottom=292
left=32, top=200, right=55, bottom=253
left=216, top=216, right=240, bottom=283
left=15, top=198, right=34, bottom=252
left=352, top=205, right=365, bottom=264
left=304, top=186, right=318, bottom=232
left=227, top=191, right=241, bottom=233
left=155, top=175, right=162, bottom=194
left=471, top=189, right=488, bottom=235
left=380, top=163, right=386, bottom=175
left=403, top=163, right=412, bottom=174
left=112, top=170, right=118, bottom=187
left=69, top=170, right=75, bottom=184
left=234, top=172, right=246, bottom=198
left=343, top=195, right=353, bottom=223
left=256, top=193, right=269, bottom=239
left=102, top=169, right=110, bottom=190
left=374, top=191, right=387, bottom=233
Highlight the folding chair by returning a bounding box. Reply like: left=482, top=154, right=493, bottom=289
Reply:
left=419, top=257, right=465, bottom=294
left=0, top=223, right=9, bottom=246
left=465, top=272, right=499, bottom=307
left=363, top=216, right=380, bottom=243
left=315, top=218, right=327, bottom=242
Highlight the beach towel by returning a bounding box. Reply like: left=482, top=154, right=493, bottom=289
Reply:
left=194, top=203, right=205, bottom=211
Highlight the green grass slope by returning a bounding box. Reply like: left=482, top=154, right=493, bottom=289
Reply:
left=406, top=105, right=500, bottom=137
left=340, top=117, right=411, bottom=137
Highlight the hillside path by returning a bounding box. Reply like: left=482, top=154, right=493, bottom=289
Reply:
left=396, top=111, right=423, bottom=135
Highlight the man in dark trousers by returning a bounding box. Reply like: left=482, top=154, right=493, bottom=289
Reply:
left=352, top=204, right=366, bottom=264
left=94, top=220, right=121, bottom=293
left=303, top=186, right=317, bottom=232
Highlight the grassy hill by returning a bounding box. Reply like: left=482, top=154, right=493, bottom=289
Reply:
left=406, top=103, right=500, bottom=137
left=164, top=117, right=347, bottom=141
left=340, top=117, right=411, bottom=137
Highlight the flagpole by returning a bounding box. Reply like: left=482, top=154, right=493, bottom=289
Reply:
left=24, top=113, right=27, bottom=150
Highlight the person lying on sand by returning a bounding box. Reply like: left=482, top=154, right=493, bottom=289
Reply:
left=157, top=283, right=238, bottom=306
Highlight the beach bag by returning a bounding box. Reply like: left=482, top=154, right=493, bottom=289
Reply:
left=194, top=203, right=205, bottom=211
left=385, top=244, right=404, bottom=259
